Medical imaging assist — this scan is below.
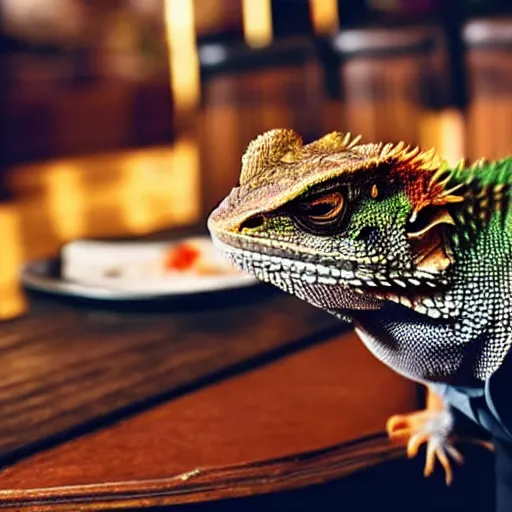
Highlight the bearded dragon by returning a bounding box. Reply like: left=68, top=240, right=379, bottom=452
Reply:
left=207, top=129, right=512, bottom=493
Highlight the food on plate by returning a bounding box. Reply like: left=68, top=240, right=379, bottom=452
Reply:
left=163, top=242, right=239, bottom=276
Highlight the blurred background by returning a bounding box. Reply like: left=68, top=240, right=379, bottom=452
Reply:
left=0, top=0, right=512, bottom=318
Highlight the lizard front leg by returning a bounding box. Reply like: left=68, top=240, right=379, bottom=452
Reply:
left=386, top=386, right=464, bottom=485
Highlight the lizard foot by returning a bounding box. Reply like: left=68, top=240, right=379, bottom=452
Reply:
left=386, top=409, right=464, bottom=486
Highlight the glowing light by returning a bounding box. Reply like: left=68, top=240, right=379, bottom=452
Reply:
left=242, top=0, right=272, bottom=48
left=419, top=109, right=465, bottom=167
left=310, top=0, right=339, bottom=35
left=163, top=0, right=200, bottom=124
left=0, top=204, right=26, bottom=319
left=119, top=139, right=200, bottom=232
left=43, top=163, right=86, bottom=241
left=167, top=137, right=201, bottom=225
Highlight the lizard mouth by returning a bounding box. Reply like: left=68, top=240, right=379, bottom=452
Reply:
left=340, top=265, right=455, bottom=320
left=360, top=287, right=446, bottom=318
left=211, top=235, right=456, bottom=320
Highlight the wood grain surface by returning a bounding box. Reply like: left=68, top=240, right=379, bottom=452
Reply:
left=0, top=333, right=418, bottom=510
left=0, top=437, right=405, bottom=511
left=0, top=288, right=343, bottom=466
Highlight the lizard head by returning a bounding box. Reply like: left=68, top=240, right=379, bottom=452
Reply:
left=207, top=129, right=464, bottom=319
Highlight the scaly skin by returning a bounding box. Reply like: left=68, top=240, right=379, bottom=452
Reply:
left=207, top=129, right=512, bottom=484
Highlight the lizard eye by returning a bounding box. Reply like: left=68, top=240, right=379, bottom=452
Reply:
left=293, top=190, right=346, bottom=234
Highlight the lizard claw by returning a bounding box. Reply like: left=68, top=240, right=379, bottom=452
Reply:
left=387, top=409, right=463, bottom=486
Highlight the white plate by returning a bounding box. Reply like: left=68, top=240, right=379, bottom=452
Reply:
left=20, top=236, right=258, bottom=301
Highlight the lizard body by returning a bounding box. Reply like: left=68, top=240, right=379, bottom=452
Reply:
left=207, top=129, right=512, bottom=497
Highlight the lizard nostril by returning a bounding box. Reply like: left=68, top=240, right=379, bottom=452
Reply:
left=357, top=226, right=380, bottom=241
left=240, top=215, right=265, bottom=231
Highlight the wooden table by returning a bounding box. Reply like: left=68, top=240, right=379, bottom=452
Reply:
left=0, top=328, right=420, bottom=511
left=1, top=143, right=493, bottom=512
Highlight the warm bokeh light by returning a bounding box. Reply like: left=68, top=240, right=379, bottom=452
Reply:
left=419, top=109, right=466, bottom=166
left=0, top=204, right=27, bottom=320
left=119, top=138, right=200, bottom=233
left=164, top=0, right=200, bottom=126
left=310, top=0, right=339, bottom=35
left=43, top=163, right=86, bottom=241
left=165, top=137, right=201, bottom=226
left=7, top=139, right=201, bottom=246
left=242, top=0, right=273, bottom=48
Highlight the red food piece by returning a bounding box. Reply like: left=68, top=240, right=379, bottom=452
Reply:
left=164, top=243, right=200, bottom=271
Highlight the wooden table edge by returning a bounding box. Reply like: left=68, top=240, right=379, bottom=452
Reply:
left=0, top=433, right=405, bottom=511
